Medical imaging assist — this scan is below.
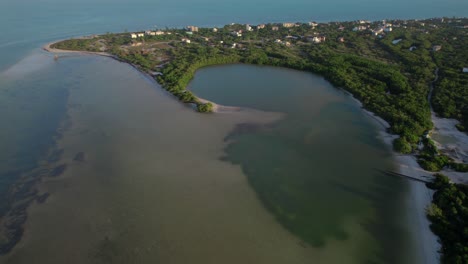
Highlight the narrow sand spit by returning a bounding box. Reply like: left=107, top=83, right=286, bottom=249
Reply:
left=43, top=40, right=113, bottom=57
left=44, top=41, right=250, bottom=115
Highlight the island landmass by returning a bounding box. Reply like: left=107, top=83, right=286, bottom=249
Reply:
left=38, top=17, right=468, bottom=263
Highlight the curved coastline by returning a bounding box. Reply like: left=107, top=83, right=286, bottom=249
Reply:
left=43, top=41, right=250, bottom=115
left=43, top=40, right=440, bottom=263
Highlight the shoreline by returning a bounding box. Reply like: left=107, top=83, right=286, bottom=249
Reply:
left=44, top=40, right=441, bottom=263
left=43, top=40, right=246, bottom=115
left=43, top=39, right=114, bottom=57
left=345, top=91, right=441, bottom=264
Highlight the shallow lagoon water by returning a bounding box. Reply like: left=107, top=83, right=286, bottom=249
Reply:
left=0, top=58, right=418, bottom=263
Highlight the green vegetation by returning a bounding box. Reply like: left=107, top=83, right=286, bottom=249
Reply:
left=393, top=137, right=413, bottom=154
left=430, top=20, right=468, bottom=132
left=426, top=174, right=468, bottom=264
left=51, top=18, right=468, bottom=258
left=197, top=102, right=214, bottom=112
left=52, top=18, right=468, bottom=152
left=418, top=137, right=468, bottom=172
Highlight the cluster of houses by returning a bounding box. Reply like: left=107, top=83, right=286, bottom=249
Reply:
left=130, top=30, right=169, bottom=39
left=352, top=21, right=393, bottom=36
left=274, top=39, right=291, bottom=46
left=307, top=36, right=327, bottom=44
left=186, top=26, right=199, bottom=32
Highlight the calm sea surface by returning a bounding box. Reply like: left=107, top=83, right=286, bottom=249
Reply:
left=0, top=0, right=465, bottom=263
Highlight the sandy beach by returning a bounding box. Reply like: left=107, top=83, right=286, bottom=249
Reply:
left=43, top=39, right=113, bottom=57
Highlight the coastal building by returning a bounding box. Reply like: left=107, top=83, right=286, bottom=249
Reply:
left=432, top=45, right=442, bottom=51
left=309, top=22, right=318, bottom=27
left=284, top=35, right=297, bottom=40
left=131, top=33, right=137, bottom=39
left=186, top=25, right=199, bottom=32
left=149, top=31, right=165, bottom=36
left=271, top=26, right=279, bottom=31
left=282, top=22, right=295, bottom=28
left=338, top=25, right=345, bottom=31
left=137, top=33, right=145, bottom=37
left=274, top=39, right=291, bottom=46
left=353, top=26, right=367, bottom=31
left=257, top=24, right=266, bottom=29
left=146, top=31, right=164, bottom=36
left=231, top=31, right=242, bottom=37
left=213, top=28, right=218, bottom=32
left=246, top=24, right=253, bottom=31
left=181, top=38, right=191, bottom=44
left=308, top=36, right=326, bottom=43
left=372, top=28, right=384, bottom=36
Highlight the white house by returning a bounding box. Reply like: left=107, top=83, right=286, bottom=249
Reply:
left=181, top=38, right=191, bottom=43
left=137, top=33, right=145, bottom=37
left=309, top=36, right=323, bottom=43
left=213, top=28, right=218, bottom=32
left=353, top=26, right=367, bottom=31
left=231, top=31, right=242, bottom=37
left=372, top=28, right=384, bottom=36
left=246, top=24, right=253, bottom=31
left=131, top=33, right=137, bottom=39
left=309, top=22, right=318, bottom=27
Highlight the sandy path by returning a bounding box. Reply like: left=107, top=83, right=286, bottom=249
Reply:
left=426, top=68, right=468, bottom=184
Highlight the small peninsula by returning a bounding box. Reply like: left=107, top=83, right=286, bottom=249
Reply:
left=46, top=17, right=468, bottom=263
